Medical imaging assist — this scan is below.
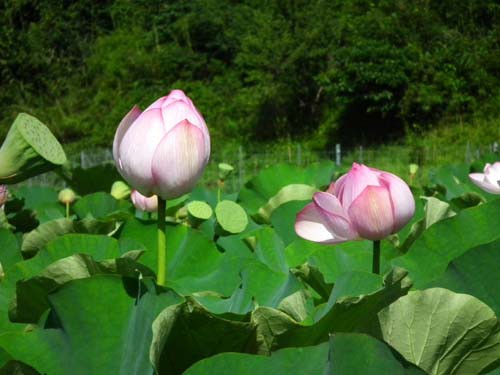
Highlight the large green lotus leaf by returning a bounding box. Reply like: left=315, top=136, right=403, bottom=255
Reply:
left=120, top=221, right=302, bottom=310
left=285, top=238, right=324, bottom=268
left=195, top=229, right=304, bottom=313
left=150, top=300, right=255, bottom=375
left=66, top=163, right=122, bottom=195
left=0, top=234, right=124, bottom=329
left=241, top=227, right=304, bottom=307
left=399, top=197, right=456, bottom=253
left=185, top=333, right=423, bottom=374
left=270, top=200, right=308, bottom=245
left=73, top=192, right=132, bottom=220
left=311, top=240, right=374, bottom=283
left=251, top=226, right=287, bottom=273
left=378, top=288, right=500, bottom=375
left=392, top=198, right=500, bottom=288
left=119, top=219, right=241, bottom=296
left=238, top=161, right=335, bottom=217
left=21, top=234, right=119, bottom=272
left=0, top=228, right=22, bottom=270
left=11, top=186, right=64, bottom=223
left=21, top=217, right=117, bottom=257
left=258, top=184, right=317, bottom=223
left=0, top=360, right=39, bottom=375
left=242, top=260, right=302, bottom=308
left=292, top=263, right=333, bottom=301
left=286, top=239, right=380, bottom=301
left=11, top=251, right=151, bottom=323
left=191, top=288, right=255, bottom=316
left=427, top=164, right=485, bottom=201
left=185, top=337, right=329, bottom=375
left=251, top=268, right=412, bottom=353
left=275, top=290, right=314, bottom=323
left=426, top=239, right=500, bottom=316
left=312, top=271, right=383, bottom=322
left=0, top=276, right=182, bottom=375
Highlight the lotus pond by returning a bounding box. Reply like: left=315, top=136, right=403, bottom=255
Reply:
left=0, top=113, right=499, bottom=375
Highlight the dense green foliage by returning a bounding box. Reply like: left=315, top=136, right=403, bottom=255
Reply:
left=1, top=0, right=499, bottom=150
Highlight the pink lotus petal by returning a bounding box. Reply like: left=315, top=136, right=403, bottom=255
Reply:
left=326, top=182, right=336, bottom=194
left=160, top=100, right=204, bottom=130
left=151, top=120, right=208, bottom=199
left=379, top=172, right=415, bottom=233
left=163, top=89, right=193, bottom=106
left=313, top=192, right=346, bottom=216
left=294, top=203, right=349, bottom=244
left=491, top=162, right=500, bottom=173
left=335, top=163, right=381, bottom=208
left=118, top=108, right=165, bottom=196
left=348, top=185, right=395, bottom=240
left=160, top=100, right=210, bottom=156
left=469, top=173, right=500, bottom=194
left=484, top=163, right=500, bottom=186
left=313, top=192, right=357, bottom=239
left=145, top=96, right=167, bottom=110
left=131, top=190, right=158, bottom=212
left=113, top=106, right=141, bottom=172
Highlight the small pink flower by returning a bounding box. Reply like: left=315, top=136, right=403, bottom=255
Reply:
left=469, top=162, right=500, bottom=194
left=113, top=89, right=210, bottom=200
left=131, top=190, right=158, bottom=212
left=295, top=163, right=415, bottom=243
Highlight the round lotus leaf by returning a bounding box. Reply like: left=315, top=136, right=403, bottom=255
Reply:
left=0, top=113, right=67, bottom=184
left=187, top=201, right=213, bottom=220
left=215, top=200, right=248, bottom=234
left=218, top=163, right=234, bottom=180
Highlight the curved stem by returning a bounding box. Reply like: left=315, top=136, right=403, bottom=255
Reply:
left=372, top=240, right=380, bottom=274
left=157, top=198, right=167, bottom=286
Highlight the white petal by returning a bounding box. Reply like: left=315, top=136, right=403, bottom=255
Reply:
left=113, top=106, right=141, bottom=173
left=151, top=120, right=209, bottom=199
left=118, top=108, right=165, bottom=195
left=295, top=203, right=348, bottom=244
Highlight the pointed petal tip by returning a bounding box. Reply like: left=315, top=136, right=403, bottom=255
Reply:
left=151, top=119, right=208, bottom=199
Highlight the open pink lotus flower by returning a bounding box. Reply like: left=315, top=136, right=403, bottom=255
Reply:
left=295, top=163, right=415, bottom=243
left=469, top=162, right=500, bottom=194
left=131, top=190, right=158, bottom=212
left=113, top=90, right=210, bottom=200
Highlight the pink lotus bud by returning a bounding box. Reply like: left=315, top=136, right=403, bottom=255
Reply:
left=113, top=90, right=210, bottom=200
left=0, top=185, right=7, bottom=208
left=131, top=190, right=158, bottom=212
left=295, top=163, right=415, bottom=243
left=469, top=162, right=500, bottom=194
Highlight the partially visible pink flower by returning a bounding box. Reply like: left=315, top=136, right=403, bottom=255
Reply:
left=295, top=163, right=415, bottom=243
left=469, top=162, right=500, bottom=194
left=113, top=89, right=210, bottom=200
left=131, top=190, right=158, bottom=212
left=0, top=185, right=7, bottom=208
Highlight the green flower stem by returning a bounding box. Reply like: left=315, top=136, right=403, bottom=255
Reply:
left=65, top=202, right=70, bottom=219
left=157, top=198, right=167, bottom=286
left=373, top=240, right=381, bottom=274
